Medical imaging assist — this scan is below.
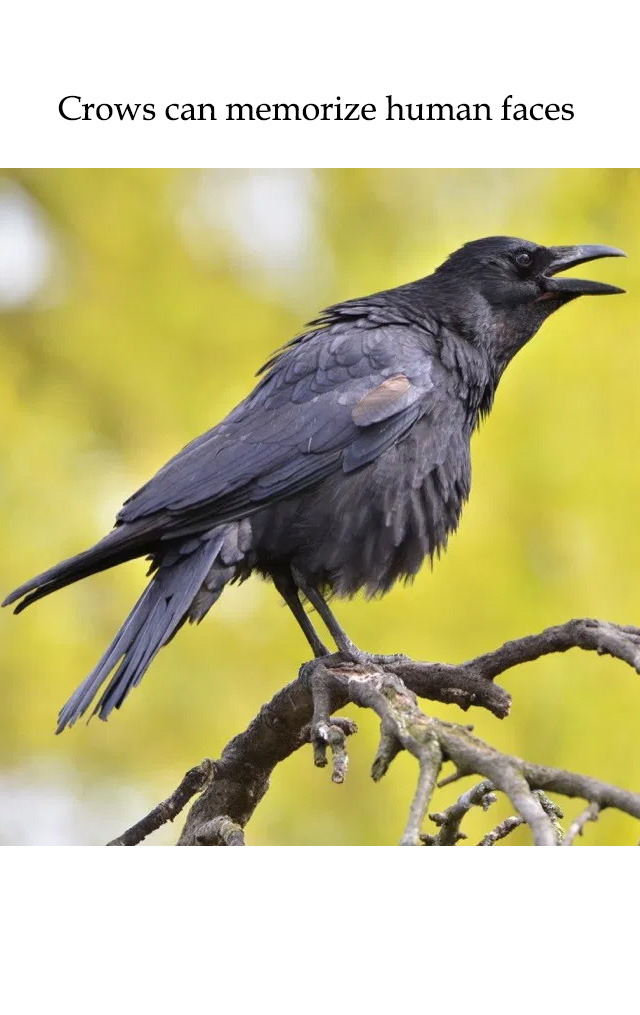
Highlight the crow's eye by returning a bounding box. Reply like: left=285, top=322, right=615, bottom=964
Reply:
left=515, top=251, right=533, bottom=268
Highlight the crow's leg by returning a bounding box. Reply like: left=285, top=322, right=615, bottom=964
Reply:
left=272, top=569, right=329, bottom=658
left=291, top=568, right=366, bottom=661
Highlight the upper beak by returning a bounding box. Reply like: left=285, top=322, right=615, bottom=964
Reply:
left=542, top=244, right=626, bottom=296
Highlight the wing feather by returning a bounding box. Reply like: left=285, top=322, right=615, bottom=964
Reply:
left=117, top=321, right=444, bottom=529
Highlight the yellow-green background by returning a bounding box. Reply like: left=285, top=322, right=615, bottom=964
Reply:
left=0, top=169, right=638, bottom=845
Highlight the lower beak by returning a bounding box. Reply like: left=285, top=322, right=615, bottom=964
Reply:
left=542, top=244, right=626, bottom=296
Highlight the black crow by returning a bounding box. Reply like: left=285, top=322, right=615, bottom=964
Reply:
left=2, top=236, right=625, bottom=732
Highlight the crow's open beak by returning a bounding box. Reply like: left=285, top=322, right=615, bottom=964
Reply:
left=542, top=245, right=626, bottom=296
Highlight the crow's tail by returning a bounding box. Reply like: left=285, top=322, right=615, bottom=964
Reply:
left=2, top=522, right=157, bottom=614
left=55, top=526, right=245, bottom=733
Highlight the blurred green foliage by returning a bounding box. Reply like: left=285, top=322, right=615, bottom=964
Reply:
left=0, top=168, right=638, bottom=845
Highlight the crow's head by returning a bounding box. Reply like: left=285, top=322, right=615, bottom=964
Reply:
left=432, top=235, right=625, bottom=369
left=437, top=235, right=625, bottom=308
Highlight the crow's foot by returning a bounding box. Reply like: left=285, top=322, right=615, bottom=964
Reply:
left=301, top=650, right=409, bottom=784
left=335, top=647, right=410, bottom=669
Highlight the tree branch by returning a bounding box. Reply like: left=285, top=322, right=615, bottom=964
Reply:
left=562, top=802, right=600, bottom=846
left=107, top=760, right=214, bottom=846
left=425, top=780, right=497, bottom=845
left=476, top=791, right=563, bottom=845
left=106, top=618, right=640, bottom=846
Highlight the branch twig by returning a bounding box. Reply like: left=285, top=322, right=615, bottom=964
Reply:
left=194, top=816, right=245, bottom=846
left=562, top=802, right=600, bottom=845
left=107, top=760, right=214, bottom=846
left=477, top=792, right=563, bottom=846
left=478, top=816, right=524, bottom=845
left=425, top=780, right=496, bottom=845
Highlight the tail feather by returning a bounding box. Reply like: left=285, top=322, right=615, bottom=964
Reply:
left=56, top=530, right=227, bottom=733
left=2, top=523, right=156, bottom=614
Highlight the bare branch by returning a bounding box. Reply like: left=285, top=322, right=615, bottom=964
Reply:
left=427, top=780, right=496, bottom=845
left=194, top=816, right=245, bottom=846
left=562, top=802, right=600, bottom=845
left=308, top=663, right=358, bottom=781
left=313, top=719, right=357, bottom=783
left=522, top=763, right=640, bottom=819
left=478, top=815, right=524, bottom=845
left=437, top=767, right=468, bottom=788
left=400, top=738, right=443, bottom=846
left=106, top=617, right=640, bottom=846
left=478, top=791, right=564, bottom=845
left=383, top=658, right=512, bottom=718
left=460, top=618, right=640, bottom=682
left=371, top=724, right=403, bottom=782
left=107, top=759, right=214, bottom=846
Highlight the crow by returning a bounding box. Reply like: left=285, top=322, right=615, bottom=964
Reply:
left=2, top=236, right=625, bottom=733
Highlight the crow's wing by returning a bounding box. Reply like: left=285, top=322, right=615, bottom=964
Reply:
left=117, top=321, right=451, bottom=530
